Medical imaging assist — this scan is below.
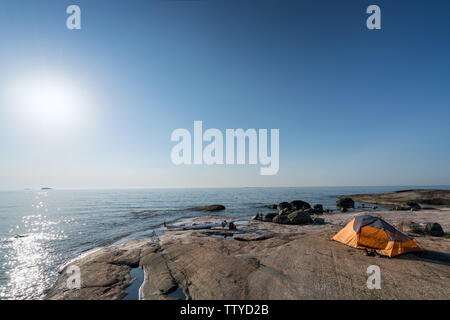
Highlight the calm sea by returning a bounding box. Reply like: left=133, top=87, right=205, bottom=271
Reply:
left=1, top=186, right=449, bottom=300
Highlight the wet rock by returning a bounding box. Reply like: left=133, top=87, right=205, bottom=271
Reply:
left=340, top=207, right=348, bottom=213
left=14, top=234, right=29, bottom=239
left=424, top=223, right=444, bottom=237
left=287, top=211, right=312, bottom=225
left=188, top=205, right=226, bottom=212
left=290, top=200, right=311, bottom=211
left=277, top=202, right=290, bottom=213
left=267, top=204, right=277, bottom=209
left=272, top=214, right=290, bottom=224
left=263, top=213, right=277, bottom=222
left=336, top=198, right=354, bottom=209
left=313, top=204, right=324, bottom=214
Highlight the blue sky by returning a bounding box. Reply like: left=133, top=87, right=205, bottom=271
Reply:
left=0, top=0, right=449, bottom=189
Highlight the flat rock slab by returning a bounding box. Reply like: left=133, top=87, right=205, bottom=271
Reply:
left=45, top=240, right=155, bottom=300
left=340, top=189, right=450, bottom=208
left=46, top=211, right=450, bottom=300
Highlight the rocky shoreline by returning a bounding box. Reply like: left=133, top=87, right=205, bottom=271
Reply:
left=45, top=206, right=450, bottom=300
left=339, top=189, right=450, bottom=210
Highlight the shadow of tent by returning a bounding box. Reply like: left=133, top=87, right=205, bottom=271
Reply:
left=396, top=250, right=450, bottom=267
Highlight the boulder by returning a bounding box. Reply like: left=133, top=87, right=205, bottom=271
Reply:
left=392, top=206, right=410, bottom=211
left=313, top=204, right=324, bottom=214
left=407, top=202, right=421, bottom=211
left=278, top=208, right=291, bottom=216
left=277, top=202, right=290, bottom=213
left=313, top=218, right=325, bottom=225
left=267, top=204, right=277, bottom=209
left=272, top=215, right=290, bottom=224
left=336, top=198, right=354, bottom=209
left=287, top=211, right=313, bottom=225
left=263, top=213, right=277, bottom=222
left=424, top=223, right=444, bottom=237
left=228, top=222, right=237, bottom=230
left=397, top=219, right=424, bottom=234
left=251, top=213, right=261, bottom=220
left=188, top=205, right=225, bottom=212
left=290, top=200, right=311, bottom=211
left=340, top=207, right=348, bottom=213
left=406, top=223, right=424, bottom=234
left=397, top=219, right=414, bottom=229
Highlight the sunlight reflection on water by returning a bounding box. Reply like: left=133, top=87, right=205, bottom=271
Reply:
left=0, top=192, right=66, bottom=300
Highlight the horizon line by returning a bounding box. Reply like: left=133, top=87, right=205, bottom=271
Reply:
left=1, top=184, right=450, bottom=192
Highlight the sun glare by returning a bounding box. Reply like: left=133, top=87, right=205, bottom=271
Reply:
left=7, top=74, right=90, bottom=132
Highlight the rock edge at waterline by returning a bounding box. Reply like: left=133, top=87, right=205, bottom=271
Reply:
left=45, top=210, right=450, bottom=300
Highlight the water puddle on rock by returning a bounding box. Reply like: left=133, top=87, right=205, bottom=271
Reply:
left=167, top=286, right=187, bottom=300
left=211, top=233, right=237, bottom=241
left=208, top=229, right=269, bottom=241
left=123, top=267, right=144, bottom=300
left=237, top=231, right=267, bottom=237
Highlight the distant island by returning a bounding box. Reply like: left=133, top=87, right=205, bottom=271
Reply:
left=40, top=187, right=53, bottom=190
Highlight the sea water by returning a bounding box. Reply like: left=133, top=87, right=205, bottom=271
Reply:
left=0, top=186, right=448, bottom=300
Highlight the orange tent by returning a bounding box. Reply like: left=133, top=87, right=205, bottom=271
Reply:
left=332, top=215, right=422, bottom=257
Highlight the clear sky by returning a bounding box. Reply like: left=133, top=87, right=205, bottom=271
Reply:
left=0, top=0, right=449, bottom=189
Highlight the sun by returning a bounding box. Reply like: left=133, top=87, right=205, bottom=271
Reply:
left=7, top=73, right=90, bottom=132
left=26, top=82, right=78, bottom=126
